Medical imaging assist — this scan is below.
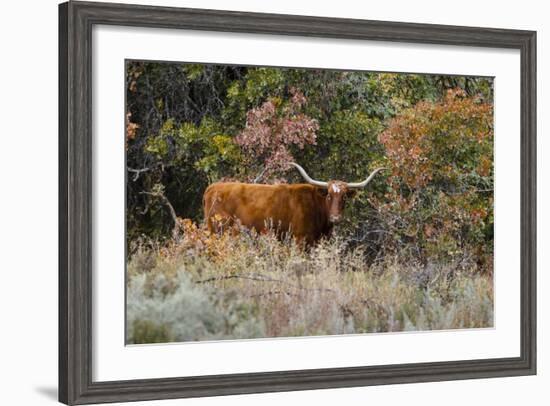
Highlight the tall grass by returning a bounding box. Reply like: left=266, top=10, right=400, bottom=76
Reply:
left=126, top=222, right=493, bottom=344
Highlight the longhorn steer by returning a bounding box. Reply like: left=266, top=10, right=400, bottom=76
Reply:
left=203, top=163, right=385, bottom=245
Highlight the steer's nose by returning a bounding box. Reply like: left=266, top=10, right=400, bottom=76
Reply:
left=329, top=215, right=342, bottom=223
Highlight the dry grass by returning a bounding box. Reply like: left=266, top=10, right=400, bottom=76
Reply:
left=126, top=221, right=493, bottom=344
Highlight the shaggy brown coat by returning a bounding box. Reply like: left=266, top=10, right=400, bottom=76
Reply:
left=203, top=182, right=354, bottom=245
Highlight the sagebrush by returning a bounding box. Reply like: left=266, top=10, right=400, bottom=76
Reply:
left=126, top=223, right=493, bottom=344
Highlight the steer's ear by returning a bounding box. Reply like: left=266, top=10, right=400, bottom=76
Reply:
left=346, top=189, right=357, bottom=199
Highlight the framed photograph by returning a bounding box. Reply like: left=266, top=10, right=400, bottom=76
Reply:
left=59, top=1, right=536, bottom=404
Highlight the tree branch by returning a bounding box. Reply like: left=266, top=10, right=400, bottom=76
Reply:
left=193, top=273, right=335, bottom=294
left=140, top=190, right=180, bottom=238
left=127, top=166, right=151, bottom=181
left=127, top=163, right=172, bottom=181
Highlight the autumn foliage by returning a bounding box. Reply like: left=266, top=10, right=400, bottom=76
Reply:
left=377, top=89, right=493, bottom=267
left=235, top=88, right=319, bottom=181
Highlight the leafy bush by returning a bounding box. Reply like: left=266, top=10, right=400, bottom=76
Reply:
left=376, top=89, right=493, bottom=267
left=126, top=62, right=494, bottom=266
left=235, top=87, right=319, bottom=182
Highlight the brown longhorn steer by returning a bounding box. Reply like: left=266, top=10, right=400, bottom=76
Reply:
left=203, top=163, right=385, bottom=245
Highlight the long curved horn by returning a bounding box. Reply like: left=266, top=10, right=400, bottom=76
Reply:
left=288, top=162, right=328, bottom=188
left=347, top=168, right=387, bottom=189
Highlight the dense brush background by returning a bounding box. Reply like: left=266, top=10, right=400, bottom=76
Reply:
left=125, top=62, right=494, bottom=343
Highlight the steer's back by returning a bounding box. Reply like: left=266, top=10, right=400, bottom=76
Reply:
left=203, top=182, right=328, bottom=242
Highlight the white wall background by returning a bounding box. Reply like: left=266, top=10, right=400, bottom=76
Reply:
left=0, top=0, right=546, bottom=405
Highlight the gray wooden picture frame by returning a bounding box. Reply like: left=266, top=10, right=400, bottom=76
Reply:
left=59, top=1, right=537, bottom=404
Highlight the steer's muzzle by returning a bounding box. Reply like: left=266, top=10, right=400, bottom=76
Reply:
left=329, top=215, right=342, bottom=224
